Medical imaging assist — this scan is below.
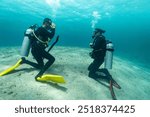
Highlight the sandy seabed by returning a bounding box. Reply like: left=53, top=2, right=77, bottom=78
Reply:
left=0, top=46, right=150, bottom=100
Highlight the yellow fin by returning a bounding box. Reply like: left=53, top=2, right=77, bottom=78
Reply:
left=37, top=74, right=65, bottom=83
left=0, top=59, right=22, bottom=76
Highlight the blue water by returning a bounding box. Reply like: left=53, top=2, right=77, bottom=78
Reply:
left=0, top=0, right=150, bottom=68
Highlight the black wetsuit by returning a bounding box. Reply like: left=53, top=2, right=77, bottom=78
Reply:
left=88, top=35, right=106, bottom=78
left=23, top=26, right=55, bottom=79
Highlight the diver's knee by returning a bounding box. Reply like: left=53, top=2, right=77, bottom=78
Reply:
left=51, top=56, right=55, bottom=63
left=88, top=71, right=96, bottom=79
left=38, top=63, right=44, bottom=69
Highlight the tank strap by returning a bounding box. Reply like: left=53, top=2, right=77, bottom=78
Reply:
left=32, top=30, right=48, bottom=45
left=24, top=34, right=31, bottom=37
left=93, top=49, right=102, bottom=52
left=106, top=48, right=114, bottom=51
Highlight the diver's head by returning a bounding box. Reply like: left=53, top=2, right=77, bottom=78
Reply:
left=43, top=18, right=52, bottom=29
left=92, top=28, right=105, bottom=38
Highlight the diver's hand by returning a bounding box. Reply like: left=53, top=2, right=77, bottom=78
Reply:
left=50, top=23, right=56, bottom=29
left=89, top=43, right=93, bottom=48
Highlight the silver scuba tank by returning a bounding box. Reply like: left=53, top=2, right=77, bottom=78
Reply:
left=104, top=42, right=114, bottom=69
left=20, top=28, right=33, bottom=57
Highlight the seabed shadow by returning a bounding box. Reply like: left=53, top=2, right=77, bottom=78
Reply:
left=37, top=81, right=67, bottom=92
left=1, top=67, right=67, bottom=92
left=91, top=68, right=121, bottom=100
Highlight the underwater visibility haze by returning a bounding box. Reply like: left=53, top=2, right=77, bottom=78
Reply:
left=0, top=0, right=150, bottom=67
left=0, top=0, right=150, bottom=100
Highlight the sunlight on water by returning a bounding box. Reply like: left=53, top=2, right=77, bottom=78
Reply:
left=0, top=0, right=150, bottom=67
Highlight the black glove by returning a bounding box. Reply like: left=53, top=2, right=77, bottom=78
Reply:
left=89, top=43, right=93, bottom=48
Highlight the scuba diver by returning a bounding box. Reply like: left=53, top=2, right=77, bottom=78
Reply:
left=21, top=18, right=56, bottom=80
left=88, top=28, right=121, bottom=100
left=88, top=28, right=106, bottom=78
left=0, top=19, right=65, bottom=83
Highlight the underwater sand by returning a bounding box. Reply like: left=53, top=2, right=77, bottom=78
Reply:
left=0, top=46, right=150, bottom=100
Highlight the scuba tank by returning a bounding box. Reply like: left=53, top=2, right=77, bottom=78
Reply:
left=20, top=24, right=37, bottom=57
left=104, top=41, right=114, bottom=69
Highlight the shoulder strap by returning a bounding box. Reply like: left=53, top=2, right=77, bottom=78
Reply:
left=32, top=30, right=48, bottom=44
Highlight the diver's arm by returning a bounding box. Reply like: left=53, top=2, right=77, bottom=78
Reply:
left=92, top=37, right=101, bottom=50
left=49, top=28, right=55, bottom=39
left=48, top=23, right=56, bottom=39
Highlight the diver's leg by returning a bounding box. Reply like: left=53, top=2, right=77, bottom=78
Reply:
left=88, top=58, right=104, bottom=78
left=31, top=47, right=44, bottom=69
left=88, top=62, right=94, bottom=71
left=21, top=45, right=44, bottom=69
left=42, top=53, right=55, bottom=71
left=35, top=50, right=55, bottom=79
left=21, top=57, right=42, bottom=69
left=89, top=58, right=103, bottom=72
